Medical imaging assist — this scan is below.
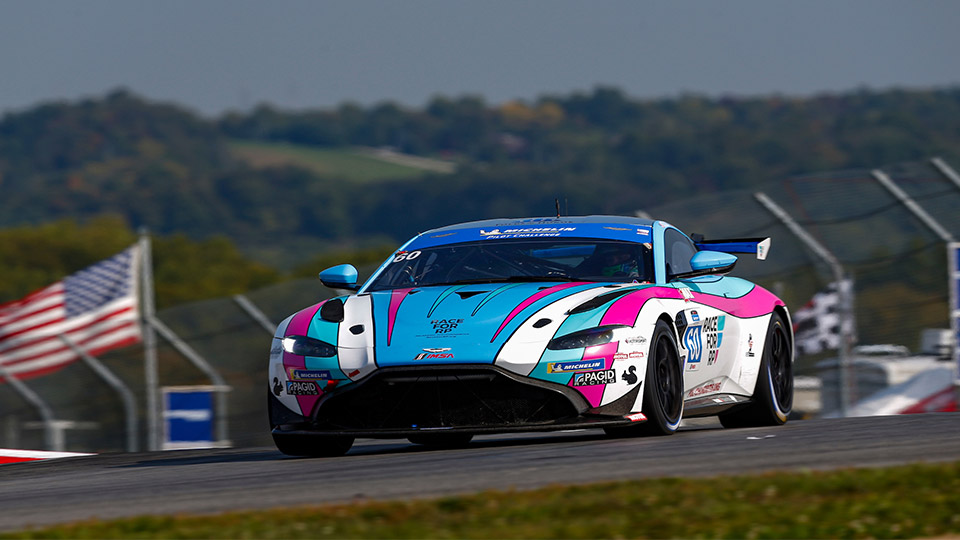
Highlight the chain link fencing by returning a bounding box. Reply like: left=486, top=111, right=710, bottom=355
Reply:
left=2, top=159, right=957, bottom=452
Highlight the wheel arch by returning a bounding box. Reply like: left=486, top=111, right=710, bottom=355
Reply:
left=659, top=312, right=684, bottom=369
left=771, top=304, right=794, bottom=362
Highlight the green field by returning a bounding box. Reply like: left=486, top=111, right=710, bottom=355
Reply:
left=228, top=141, right=453, bottom=183
left=8, top=460, right=960, bottom=539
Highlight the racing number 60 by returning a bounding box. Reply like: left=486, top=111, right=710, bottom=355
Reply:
left=393, top=250, right=422, bottom=263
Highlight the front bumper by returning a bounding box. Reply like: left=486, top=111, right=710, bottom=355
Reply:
left=270, top=364, right=643, bottom=438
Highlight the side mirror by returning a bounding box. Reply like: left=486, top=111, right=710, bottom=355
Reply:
left=673, top=251, right=737, bottom=280
left=319, top=264, right=359, bottom=291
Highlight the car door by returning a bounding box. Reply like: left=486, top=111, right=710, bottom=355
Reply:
left=662, top=228, right=739, bottom=395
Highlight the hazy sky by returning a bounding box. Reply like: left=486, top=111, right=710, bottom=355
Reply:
left=1, top=0, right=958, bottom=117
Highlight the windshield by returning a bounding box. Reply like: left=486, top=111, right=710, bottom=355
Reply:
left=366, top=238, right=653, bottom=291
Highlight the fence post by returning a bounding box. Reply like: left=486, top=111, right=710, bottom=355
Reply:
left=233, top=294, right=276, bottom=335
left=140, top=230, right=160, bottom=452
left=58, top=336, right=139, bottom=453
left=755, top=192, right=855, bottom=416
left=0, top=365, right=58, bottom=450
left=146, top=316, right=231, bottom=447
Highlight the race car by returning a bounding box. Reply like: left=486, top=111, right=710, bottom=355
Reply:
left=269, top=215, right=794, bottom=456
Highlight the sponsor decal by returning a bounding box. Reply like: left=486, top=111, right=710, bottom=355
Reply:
left=683, top=326, right=703, bottom=363
left=704, top=315, right=725, bottom=365
left=625, top=335, right=647, bottom=345
left=746, top=333, right=755, bottom=357
left=572, top=369, right=617, bottom=386
left=547, top=359, right=604, bottom=373
left=415, top=351, right=455, bottom=360
left=272, top=377, right=282, bottom=397
left=347, top=369, right=360, bottom=377
left=637, top=228, right=650, bottom=236
left=603, top=226, right=630, bottom=231
left=679, top=287, right=695, bottom=301
left=621, top=365, right=638, bottom=384
left=270, top=343, right=283, bottom=356
left=629, top=351, right=643, bottom=359
left=431, top=318, right=463, bottom=333
left=613, top=352, right=628, bottom=361
left=687, top=381, right=722, bottom=398
left=431, top=232, right=456, bottom=238
left=690, top=310, right=700, bottom=322
left=286, top=381, right=319, bottom=395
left=625, top=412, right=647, bottom=422
left=683, top=315, right=725, bottom=366
left=479, top=227, right=577, bottom=239
left=289, top=369, right=332, bottom=381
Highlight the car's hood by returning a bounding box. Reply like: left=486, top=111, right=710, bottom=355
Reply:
left=363, top=281, right=618, bottom=367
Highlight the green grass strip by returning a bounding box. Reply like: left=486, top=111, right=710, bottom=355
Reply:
left=8, top=461, right=960, bottom=539
left=227, top=141, right=438, bottom=182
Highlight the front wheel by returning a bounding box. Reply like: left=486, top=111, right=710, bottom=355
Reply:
left=605, top=319, right=683, bottom=437
left=720, top=311, right=793, bottom=428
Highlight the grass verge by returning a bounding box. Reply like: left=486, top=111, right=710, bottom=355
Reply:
left=227, top=141, right=446, bottom=182
left=7, top=461, right=960, bottom=539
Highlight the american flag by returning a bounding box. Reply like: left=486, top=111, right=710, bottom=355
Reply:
left=0, top=245, right=141, bottom=381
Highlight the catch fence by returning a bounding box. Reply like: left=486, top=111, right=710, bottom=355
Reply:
left=1, top=158, right=958, bottom=452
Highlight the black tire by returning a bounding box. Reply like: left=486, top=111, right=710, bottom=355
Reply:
left=605, top=319, right=684, bottom=437
left=407, top=433, right=474, bottom=448
left=719, top=311, right=793, bottom=428
left=272, top=432, right=354, bottom=457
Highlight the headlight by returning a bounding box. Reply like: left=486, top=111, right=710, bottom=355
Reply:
left=281, top=335, right=337, bottom=357
left=547, top=325, right=629, bottom=350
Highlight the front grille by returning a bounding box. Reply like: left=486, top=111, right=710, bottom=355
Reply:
left=313, top=366, right=581, bottom=431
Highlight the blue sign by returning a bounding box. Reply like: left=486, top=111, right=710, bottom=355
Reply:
left=163, top=387, right=214, bottom=449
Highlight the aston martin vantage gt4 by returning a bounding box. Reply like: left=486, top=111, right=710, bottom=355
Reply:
left=269, top=216, right=794, bottom=456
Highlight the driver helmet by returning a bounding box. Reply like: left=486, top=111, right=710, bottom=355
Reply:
left=597, top=245, right=639, bottom=277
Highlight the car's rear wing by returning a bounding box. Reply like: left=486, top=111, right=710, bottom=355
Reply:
left=694, top=237, right=771, bottom=261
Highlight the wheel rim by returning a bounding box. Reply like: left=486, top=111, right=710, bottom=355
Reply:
left=769, top=324, right=793, bottom=411
left=654, top=334, right=682, bottom=421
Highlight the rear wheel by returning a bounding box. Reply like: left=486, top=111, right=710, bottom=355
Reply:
left=272, top=432, right=354, bottom=457
left=605, top=319, right=683, bottom=437
left=720, top=312, right=793, bottom=428
left=407, top=433, right=474, bottom=448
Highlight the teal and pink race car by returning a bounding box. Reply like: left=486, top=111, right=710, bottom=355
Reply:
left=268, top=216, right=794, bottom=456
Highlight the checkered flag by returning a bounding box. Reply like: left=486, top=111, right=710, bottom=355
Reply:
left=793, top=279, right=854, bottom=355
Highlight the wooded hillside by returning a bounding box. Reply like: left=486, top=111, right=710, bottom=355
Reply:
left=1, top=86, right=958, bottom=307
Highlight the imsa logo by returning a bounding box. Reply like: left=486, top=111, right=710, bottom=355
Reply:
left=414, top=347, right=453, bottom=360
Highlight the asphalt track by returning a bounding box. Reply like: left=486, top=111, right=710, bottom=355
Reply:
left=1, top=414, right=959, bottom=532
